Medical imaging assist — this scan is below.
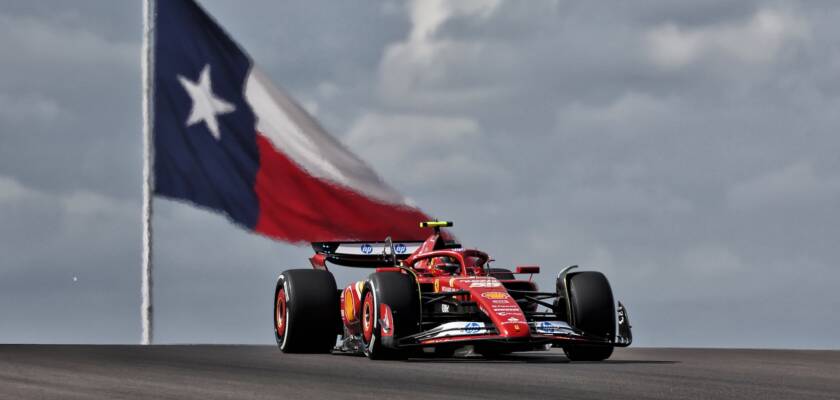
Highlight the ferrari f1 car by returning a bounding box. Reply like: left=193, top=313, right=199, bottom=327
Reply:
left=273, top=221, right=631, bottom=360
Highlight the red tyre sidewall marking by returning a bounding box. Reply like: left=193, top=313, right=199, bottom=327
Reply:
left=362, top=291, right=375, bottom=343
left=276, top=288, right=286, bottom=335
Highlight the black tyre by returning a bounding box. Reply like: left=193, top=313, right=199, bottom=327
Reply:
left=360, top=271, right=421, bottom=360
left=488, top=268, right=515, bottom=280
left=563, top=271, right=615, bottom=361
left=274, top=269, right=339, bottom=353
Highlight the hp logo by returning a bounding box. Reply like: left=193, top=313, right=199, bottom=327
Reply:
left=465, top=322, right=481, bottom=334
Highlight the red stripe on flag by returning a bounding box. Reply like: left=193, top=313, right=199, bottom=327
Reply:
left=254, top=134, right=430, bottom=242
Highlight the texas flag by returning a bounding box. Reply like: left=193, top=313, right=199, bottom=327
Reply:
left=152, top=0, right=430, bottom=242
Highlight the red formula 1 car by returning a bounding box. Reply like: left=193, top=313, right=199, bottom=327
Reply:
left=273, top=221, right=632, bottom=360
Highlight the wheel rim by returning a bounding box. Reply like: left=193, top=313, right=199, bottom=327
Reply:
left=275, top=288, right=286, bottom=337
left=362, top=292, right=374, bottom=343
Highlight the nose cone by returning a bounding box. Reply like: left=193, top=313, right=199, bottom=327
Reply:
left=498, top=319, right=528, bottom=337
left=453, top=277, right=531, bottom=338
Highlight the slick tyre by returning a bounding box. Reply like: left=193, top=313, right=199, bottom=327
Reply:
left=361, top=271, right=421, bottom=360
left=274, top=269, right=339, bottom=353
left=563, top=271, right=615, bottom=361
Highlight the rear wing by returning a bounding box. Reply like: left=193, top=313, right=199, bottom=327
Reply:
left=311, top=241, right=424, bottom=268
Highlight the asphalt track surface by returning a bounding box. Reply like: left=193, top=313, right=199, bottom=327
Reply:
left=0, top=345, right=837, bottom=399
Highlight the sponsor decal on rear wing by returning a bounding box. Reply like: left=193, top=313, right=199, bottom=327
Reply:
left=311, top=241, right=423, bottom=267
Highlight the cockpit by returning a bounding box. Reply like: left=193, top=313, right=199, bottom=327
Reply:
left=412, top=250, right=490, bottom=276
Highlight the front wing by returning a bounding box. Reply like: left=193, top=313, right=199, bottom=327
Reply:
left=395, top=302, right=632, bottom=349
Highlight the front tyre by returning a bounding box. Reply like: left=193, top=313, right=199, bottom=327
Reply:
left=361, top=271, right=421, bottom=360
left=274, top=269, right=339, bottom=353
left=563, top=271, right=615, bottom=361
left=563, top=345, right=614, bottom=361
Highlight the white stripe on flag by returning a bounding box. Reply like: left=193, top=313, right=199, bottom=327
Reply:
left=244, top=67, right=408, bottom=206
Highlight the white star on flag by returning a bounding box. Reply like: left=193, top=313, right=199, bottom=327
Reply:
left=177, top=64, right=235, bottom=140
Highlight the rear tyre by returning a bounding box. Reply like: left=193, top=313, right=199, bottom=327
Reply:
left=274, top=269, right=339, bottom=353
left=562, top=271, right=615, bottom=361
left=361, top=271, right=421, bottom=360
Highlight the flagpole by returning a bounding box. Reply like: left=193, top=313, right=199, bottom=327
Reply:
left=141, top=0, right=155, bottom=345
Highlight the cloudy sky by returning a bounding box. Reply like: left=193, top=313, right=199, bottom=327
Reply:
left=1, top=0, right=838, bottom=348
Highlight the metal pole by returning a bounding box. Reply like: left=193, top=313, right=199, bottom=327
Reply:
left=141, top=0, right=155, bottom=345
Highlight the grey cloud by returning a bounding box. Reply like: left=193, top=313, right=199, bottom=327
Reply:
left=0, top=3, right=141, bottom=201
left=727, top=161, right=840, bottom=210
